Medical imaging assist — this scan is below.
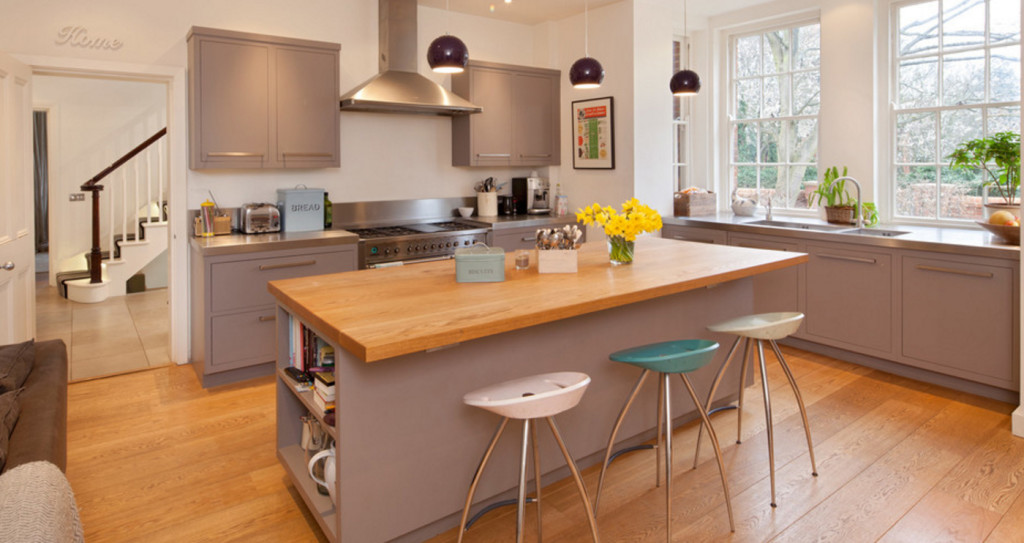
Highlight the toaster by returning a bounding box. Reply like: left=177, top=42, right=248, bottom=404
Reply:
left=240, top=203, right=281, bottom=234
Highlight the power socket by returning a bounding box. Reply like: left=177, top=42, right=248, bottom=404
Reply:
left=69, top=193, right=86, bottom=202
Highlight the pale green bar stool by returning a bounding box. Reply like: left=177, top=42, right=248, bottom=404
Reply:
left=698, top=311, right=818, bottom=509
left=594, top=339, right=735, bottom=541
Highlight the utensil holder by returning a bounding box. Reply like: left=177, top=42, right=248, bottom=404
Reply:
left=477, top=192, right=498, bottom=217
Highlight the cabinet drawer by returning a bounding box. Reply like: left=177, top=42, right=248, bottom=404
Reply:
left=662, top=225, right=727, bottom=244
left=211, top=250, right=352, bottom=313
left=804, top=244, right=893, bottom=353
left=902, top=256, right=1016, bottom=386
left=492, top=230, right=538, bottom=252
left=210, top=308, right=277, bottom=371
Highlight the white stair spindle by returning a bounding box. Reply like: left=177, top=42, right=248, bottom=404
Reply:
left=122, top=167, right=127, bottom=260
left=158, top=138, right=164, bottom=218
left=146, top=149, right=152, bottom=223
left=133, top=159, right=140, bottom=241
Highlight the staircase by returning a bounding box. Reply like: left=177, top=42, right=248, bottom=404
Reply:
left=64, top=128, right=169, bottom=304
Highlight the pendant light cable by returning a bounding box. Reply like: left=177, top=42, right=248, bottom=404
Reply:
left=569, top=0, right=604, bottom=88
left=585, top=0, right=590, bottom=57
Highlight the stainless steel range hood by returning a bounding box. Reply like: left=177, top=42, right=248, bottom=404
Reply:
left=339, top=0, right=481, bottom=116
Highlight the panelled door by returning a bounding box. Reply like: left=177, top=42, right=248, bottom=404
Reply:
left=0, top=52, right=34, bottom=343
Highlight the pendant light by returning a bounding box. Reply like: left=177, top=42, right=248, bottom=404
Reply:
left=428, top=0, right=469, bottom=74
left=670, top=0, right=701, bottom=95
left=569, top=0, right=604, bottom=89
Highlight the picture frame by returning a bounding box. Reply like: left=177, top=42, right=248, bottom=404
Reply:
left=572, top=96, right=615, bottom=169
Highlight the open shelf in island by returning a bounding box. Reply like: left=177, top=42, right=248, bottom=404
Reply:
left=277, top=444, right=337, bottom=540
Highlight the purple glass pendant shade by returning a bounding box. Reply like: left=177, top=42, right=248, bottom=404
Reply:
left=427, top=34, right=469, bottom=74
left=670, top=68, right=701, bottom=95
left=570, top=57, right=605, bottom=89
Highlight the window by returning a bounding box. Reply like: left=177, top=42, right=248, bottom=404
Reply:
left=728, top=21, right=821, bottom=210
left=673, top=38, right=689, bottom=191
left=892, top=0, right=1021, bottom=220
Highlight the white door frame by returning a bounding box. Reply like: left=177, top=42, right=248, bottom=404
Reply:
left=16, top=54, right=188, bottom=366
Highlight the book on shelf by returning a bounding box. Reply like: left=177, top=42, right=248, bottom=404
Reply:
left=312, top=387, right=336, bottom=414
left=289, top=317, right=337, bottom=373
left=313, top=370, right=335, bottom=398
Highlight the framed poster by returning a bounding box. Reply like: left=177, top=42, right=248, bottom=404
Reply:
left=572, top=97, right=615, bottom=169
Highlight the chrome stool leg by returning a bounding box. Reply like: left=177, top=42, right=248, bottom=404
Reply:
left=546, top=417, right=601, bottom=543
left=530, top=422, right=543, bottom=542
left=662, top=373, right=673, bottom=543
left=656, top=375, right=665, bottom=487
left=458, top=418, right=510, bottom=543
left=694, top=336, right=743, bottom=468
left=678, top=374, right=736, bottom=532
left=736, top=338, right=753, bottom=444
left=769, top=340, right=818, bottom=477
left=755, top=340, right=777, bottom=507
left=516, top=419, right=530, bottom=543
left=594, top=369, right=651, bottom=514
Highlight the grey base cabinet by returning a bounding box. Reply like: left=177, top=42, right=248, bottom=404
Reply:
left=661, top=223, right=1019, bottom=393
left=490, top=224, right=586, bottom=252
left=187, top=27, right=340, bottom=169
left=452, top=60, right=560, bottom=167
left=190, top=243, right=356, bottom=387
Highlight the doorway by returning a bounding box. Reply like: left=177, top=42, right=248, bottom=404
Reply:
left=32, top=73, right=172, bottom=381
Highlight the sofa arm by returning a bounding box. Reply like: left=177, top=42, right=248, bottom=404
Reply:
left=5, top=339, right=68, bottom=472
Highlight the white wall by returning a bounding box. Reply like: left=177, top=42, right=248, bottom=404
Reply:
left=33, top=75, right=166, bottom=284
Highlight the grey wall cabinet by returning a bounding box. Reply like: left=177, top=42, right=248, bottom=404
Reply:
left=452, top=61, right=561, bottom=167
left=190, top=243, right=356, bottom=387
left=188, top=27, right=340, bottom=169
left=901, top=252, right=1018, bottom=389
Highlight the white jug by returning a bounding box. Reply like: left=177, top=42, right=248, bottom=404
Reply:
left=307, top=446, right=336, bottom=504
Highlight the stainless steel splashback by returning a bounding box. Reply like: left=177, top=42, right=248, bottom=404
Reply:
left=333, top=198, right=476, bottom=228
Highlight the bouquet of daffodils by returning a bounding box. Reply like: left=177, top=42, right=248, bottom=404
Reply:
left=576, top=198, right=663, bottom=241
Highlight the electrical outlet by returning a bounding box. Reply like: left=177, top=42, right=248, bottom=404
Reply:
left=69, top=193, right=86, bottom=202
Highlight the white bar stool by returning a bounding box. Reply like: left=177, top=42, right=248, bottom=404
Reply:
left=458, top=371, right=600, bottom=543
left=698, top=312, right=818, bottom=508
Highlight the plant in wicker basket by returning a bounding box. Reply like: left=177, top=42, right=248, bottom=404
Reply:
left=809, top=166, right=877, bottom=226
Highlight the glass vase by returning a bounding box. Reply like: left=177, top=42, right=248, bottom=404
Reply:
left=607, top=235, right=635, bottom=266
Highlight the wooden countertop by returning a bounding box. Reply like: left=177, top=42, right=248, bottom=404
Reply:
left=268, top=236, right=807, bottom=362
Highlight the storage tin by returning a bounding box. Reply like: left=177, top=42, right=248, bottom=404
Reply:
left=277, top=186, right=325, bottom=232
left=455, top=244, right=505, bottom=283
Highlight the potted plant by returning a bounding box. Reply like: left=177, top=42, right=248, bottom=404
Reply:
left=810, top=166, right=857, bottom=224
left=947, top=131, right=1021, bottom=217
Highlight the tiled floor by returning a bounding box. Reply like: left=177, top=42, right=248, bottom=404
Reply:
left=36, top=274, right=171, bottom=381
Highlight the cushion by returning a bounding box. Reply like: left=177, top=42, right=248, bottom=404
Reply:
left=0, top=389, right=21, bottom=472
left=0, top=461, right=83, bottom=542
left=0, top=340, right=34, bottom=393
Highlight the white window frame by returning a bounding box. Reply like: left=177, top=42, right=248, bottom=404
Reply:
left=719, top=12, right=822, bottom=215
left=673, top=36, right=691, bottom=191
left=886, top=0, right=1021, bottom=224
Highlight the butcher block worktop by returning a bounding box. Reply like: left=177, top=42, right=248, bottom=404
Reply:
left=267, top=236, right=807, bottom=362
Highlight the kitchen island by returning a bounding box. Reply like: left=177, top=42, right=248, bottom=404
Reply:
left=268, top=236, right=806, bottom=542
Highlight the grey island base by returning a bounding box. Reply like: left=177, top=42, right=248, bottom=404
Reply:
left=270, top=238, right=807, bottom=542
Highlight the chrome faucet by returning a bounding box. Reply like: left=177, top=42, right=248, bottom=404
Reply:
left=765, top=197, right=773, bottom=221
left=833, top=176, right=863, bottom=229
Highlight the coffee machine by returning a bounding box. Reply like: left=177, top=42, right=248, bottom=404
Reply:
left=512, top=176, right=551, bottom=215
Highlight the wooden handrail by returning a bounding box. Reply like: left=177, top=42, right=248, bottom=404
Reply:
left=83, top=127, right=167, bottom=284
left=81, top=127, right=167, bottom=191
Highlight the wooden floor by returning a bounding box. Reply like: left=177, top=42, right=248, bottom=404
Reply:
left=66, top=347, right=1024, bottom=542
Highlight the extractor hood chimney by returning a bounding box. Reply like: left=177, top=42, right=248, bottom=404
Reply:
left=339, top=0, right=481, bottom=115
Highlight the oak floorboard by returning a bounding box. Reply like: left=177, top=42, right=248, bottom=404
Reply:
left=65, top=348, right=1019, bottom=543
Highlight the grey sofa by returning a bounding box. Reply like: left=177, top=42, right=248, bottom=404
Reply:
left=2, top=339, right=68, bottom=473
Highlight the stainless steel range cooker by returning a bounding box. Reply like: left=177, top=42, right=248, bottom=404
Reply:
left=333, top=198, right=489, bottom=269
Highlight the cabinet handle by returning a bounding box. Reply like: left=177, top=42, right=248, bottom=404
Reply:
left=283, top=152, right=333, bottom=158
left=519, top=154, right=552, bottom=158
left=818, top=253, right=876, bottom=265
left=207, top=152, right=264, bottom=158
left=477, top=153, right=512, bottom=158
left=258, top=315, right=276, bottom=322
left=259, top=259, right=317, bottom=271
left=520, top=236, right=535, bottom=242
left=916, top=264, right=993, bottom=279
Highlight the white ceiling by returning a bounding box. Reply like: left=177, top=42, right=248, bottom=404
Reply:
left=419, top=0, right=771, bottom=26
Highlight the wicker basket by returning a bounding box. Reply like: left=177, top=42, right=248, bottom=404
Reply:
left=824, top=205, right=855, bottom=225
left=673, top=191, right=716, bottom=216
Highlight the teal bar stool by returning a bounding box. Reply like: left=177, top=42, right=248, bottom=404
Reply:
left=697, top=312, right=817, bottom=508
left=594, top=339, right=735, bottom=540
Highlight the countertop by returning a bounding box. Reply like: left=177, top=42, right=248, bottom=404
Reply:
left=267, top=236, right=806, bottom=362
left=465, top=213, right=577, bottom=229
left=664, top=213, right=1020, bottom=260
left=189, top=229, right=358, bottom=257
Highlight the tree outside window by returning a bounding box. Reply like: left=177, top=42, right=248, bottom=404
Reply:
left=729, top=22, right=821, bottom=210
left=893, top=0, right=1021, bottom=221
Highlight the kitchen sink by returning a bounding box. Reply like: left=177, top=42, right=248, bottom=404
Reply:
left=838, top=228, right=910, bottom=237
left=744, top=219, right=850, bottom=232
